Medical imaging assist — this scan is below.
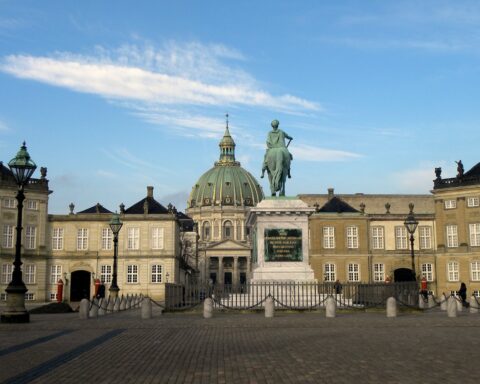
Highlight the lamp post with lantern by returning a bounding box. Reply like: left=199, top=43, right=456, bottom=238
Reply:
left=109, top=212, right=123, bottom=298
left=1, top=142, right=37, bottom=323
left=404, top=203, right=419, bottom=282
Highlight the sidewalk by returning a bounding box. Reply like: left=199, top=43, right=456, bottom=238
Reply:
left=1, top=308, right=479, bottom=383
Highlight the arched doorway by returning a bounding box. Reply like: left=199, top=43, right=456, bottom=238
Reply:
left=70, top=270, right=91, bottom=301
left=394, top=268, right=415, bottom=282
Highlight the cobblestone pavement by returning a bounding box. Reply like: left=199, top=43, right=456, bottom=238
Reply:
left=1, top=307, right=480, bottom=384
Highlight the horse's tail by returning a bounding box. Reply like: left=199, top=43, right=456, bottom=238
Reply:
left=271, top=150, right=284, bottom=191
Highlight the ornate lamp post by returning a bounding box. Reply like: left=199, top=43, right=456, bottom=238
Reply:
left=109, top=212, right=123, bottom=298
left=404, top=203, right=419, bottom=282
left=1, top=142, right=37, bottom=323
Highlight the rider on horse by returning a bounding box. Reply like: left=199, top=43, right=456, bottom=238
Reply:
left=261, top=120, right=293, bottom=178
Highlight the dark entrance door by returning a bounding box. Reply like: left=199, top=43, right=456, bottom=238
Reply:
left=70, top=270, right=91, bottom=301
left=239, top=272, right=247, bottom=285
left=224, top=272, right=232, bottom=285
left=209, top=272, right=217, bottom=285
left=394, top=268, right=415, bottom=282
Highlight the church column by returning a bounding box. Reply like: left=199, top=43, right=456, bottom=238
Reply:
left=247, top=256, right=251, bottom=281
left=218, top=257, right=224, bottom=284
left=233, top=257, right=238, bottom=286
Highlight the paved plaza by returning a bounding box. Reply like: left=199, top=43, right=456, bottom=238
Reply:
left=1, top=307, right=480, bottom=384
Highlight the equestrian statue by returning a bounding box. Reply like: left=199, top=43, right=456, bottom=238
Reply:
left=261, top=119, right=293, bottom=196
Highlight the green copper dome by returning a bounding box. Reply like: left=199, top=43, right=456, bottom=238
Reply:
left=188, top=121, right=264, bottom=208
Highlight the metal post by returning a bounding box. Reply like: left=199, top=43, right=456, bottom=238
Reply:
left=110, top=232, right=120, bottom=297
left=410, top=234, right=416, bottom=281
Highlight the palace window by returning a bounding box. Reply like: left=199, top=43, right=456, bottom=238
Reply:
left=395, top=226, right=408, bottom=250
left=419, top=226, right=432, bottom=249
left=77, top=228, right=89, bottom=250
left=151, top=264, right=163, bottom=283
left=223, top=220, right=233, bottom=239
left=24, top=264, right=36, bottom=284
left=371, top=226, right=384, bottom=250
left=101, top=228, right=113, bottom=250
left=444, top=199, right=457, bottom=209
left=25, top=226, right=36, bottom=249
left=127, top=265, right=138, bottom=283
left=25, top=293, right=35, bottom=301
left=26, top=200, right=38, bottom=210
left=3, top=198, right=16, bottom=208
left=348, top=263, right=360, bottom=282
left=52, top=228, right=64, bottom=250
left=127, top=228, right=140, bottom=250
left=323, top=227, right=335, bottom=249
left=100, top=265, right=112, bottom=284
left=446, top=225, right=458, bottom=248
left=1, top=264, right=13, bottom=284
left=324, top=263, right=336, bottom=282
left=373, top=263, right=385, bottom=282
left=50, top=265, right=62, bottom=284
left=3, top=225, right=14, bottom=248
left=203, top=222, right=211, bottom=240
left=469, top=223, right=480, bottom=247
left=421, top=263, right=434, bottom=282
left=346, top=226, right=359, bottom=249
left=467, top=197, right=479, bottom=207
left=151, top=227, right=164, bottom=250
left=471, top=261, right=480, bottom=281
left=447, top=261, right=459, bottom=282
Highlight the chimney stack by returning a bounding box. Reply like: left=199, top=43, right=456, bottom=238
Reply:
left=147, top=186, right=154, bottom=198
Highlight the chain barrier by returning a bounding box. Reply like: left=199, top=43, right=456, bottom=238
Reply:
left=86, top=294, right=144, bottom=314
left=271, top=293, right=330, bottom=310
left=211, top=295, right=270, bottom=310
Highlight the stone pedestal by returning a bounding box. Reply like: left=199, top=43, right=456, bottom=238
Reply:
left=247, top=197, right=315, bottom=281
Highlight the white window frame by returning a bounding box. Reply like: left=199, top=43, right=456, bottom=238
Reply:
left=151, top=264, right=163, bottom=283
left=469, top=223, right=480, bottom=247
left=101, top=227, right=113, bottom=250
left=371, top=226, right=384, bottom=250
left=347, top=263, right=360, bottom=282
left=3, top=198, right=16, bottom=209
left=25, top=225, right=36, bottom=249
left=3, top=225, right=14, bottom=248
left=471, top=261, right=480, bottom=281
left=25, top=293, right=35, bottom=301
left=324, top=263, right=336, bottom=282
left=447, top=261, right=459, bottom=282
left=24, top=264, right=36, bottom=284
left=100, top=265, right=112, bottom=284
left=127, top=265, right=138, bottom=283
left=77, top=228, right=89, bottom=250
left=444, top=199, right=457, bottom=209
left=50, top=293, right=58, bottom=301
left=323, top=226, right=335, bottom=249
left=50, top=265, right=62, bottom=284
left=151, top=227, right=164, bottom=250
left=467, top=197, right=479, bottom=207
left=1, top=264, right=13, bottom=284
left=346, top=226, right=359, bottom=249
left=421, top=263, right=434, bottom=282
left=26, top=200, right=38, bottom=210
left=52, top=228, right=64, bottom=251
left=446, top=225, right=458, bottom=248
left=127, top=227, right=140, bottom=250
left=223, top=220, right=233, bottom=239
left=373, top=263, right=385, bottom=282
left=395, top=226, right=408, bottom=250
left=473, top=290, right=480, bottom=298
left=419, top=226, right=432, bottom=249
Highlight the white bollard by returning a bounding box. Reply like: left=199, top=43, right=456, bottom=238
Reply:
left=89, top=298, right=99, bottom=318
left=470, top=296, right=479, bottom=314
left=428, top=294, right=436, bottom=309
left=107, top=297, right=114, bottom=313
left=440, top=294, right=448, bottom=311
left=98, top=298, right=105, bottom=316
left=203, top=298, right=213, bottom=319
left=325, top=296, right=336, bottom=318
left=265, top=296, right=274, bottom=318
left=141, top=297, right=152, bottom=319
left=386, top=297, right=397, bottom=318
left=79, top=298, right=90, bottom=319
left=120, top=295, right=126, bottom=311
left=126, top=295, right=131, bottom=310
left=447, top=296, right=457, bottom=317
left=418, top=294, right=425, bottom=309
left=456, top=297, right=463, bottom=312
left=113, top=297, right=120, bottom=312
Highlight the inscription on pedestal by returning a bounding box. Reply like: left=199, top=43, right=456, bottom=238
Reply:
left=264, top=229, right=302, bottom=262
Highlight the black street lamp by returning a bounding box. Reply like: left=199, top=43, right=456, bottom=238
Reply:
left=404, top=203, right=419, bottom=282
left=109, top=212, right=123, bottom=298
left=1, top=142, right=37, bottom=323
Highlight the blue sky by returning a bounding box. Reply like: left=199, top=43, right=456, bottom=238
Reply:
left=1, top=1, right=479, bottom=213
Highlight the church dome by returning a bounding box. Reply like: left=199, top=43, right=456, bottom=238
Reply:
left=188, top=120, right=264, bottom=208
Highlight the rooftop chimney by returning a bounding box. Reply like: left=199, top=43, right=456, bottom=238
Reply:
left=328, top=188, right=334, bottom=200
left=147, top=186, right=154, bottom=198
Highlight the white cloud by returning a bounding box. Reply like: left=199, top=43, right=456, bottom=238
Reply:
left=291, top=144, right=362, bottom=162
left=0, top=120, right=10, bottom=132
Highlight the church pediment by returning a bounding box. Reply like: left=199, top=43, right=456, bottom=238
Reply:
left=205, top=239, right=250, bottom=251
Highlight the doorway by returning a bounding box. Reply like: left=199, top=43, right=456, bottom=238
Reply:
left=70, top=270, right=91, bottom=301
left=394, top=268, right=415, bottom=282
left=224, top=272, right=232, bottom=285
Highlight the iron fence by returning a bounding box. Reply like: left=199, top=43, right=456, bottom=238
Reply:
left=164, top=281, right=419, bottom=311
